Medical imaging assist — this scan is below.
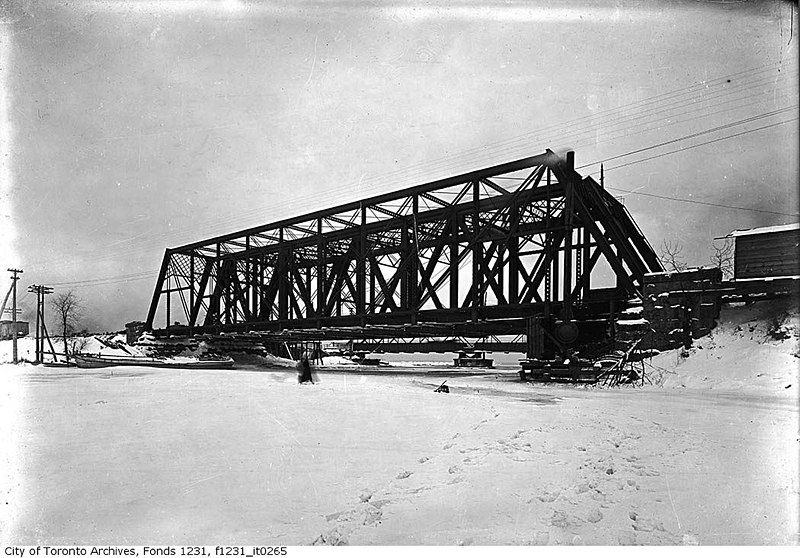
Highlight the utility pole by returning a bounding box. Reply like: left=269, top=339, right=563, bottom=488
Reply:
left=27, top=284, right=53, bottom=363
left=28, top=285, right=39, bottom=363
left=8, top=268, right=23, bottom=364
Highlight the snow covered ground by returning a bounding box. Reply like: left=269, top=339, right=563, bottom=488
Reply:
left=0, top=300, right=797, bottom=545
left=650, top=299, right=799, bottom=394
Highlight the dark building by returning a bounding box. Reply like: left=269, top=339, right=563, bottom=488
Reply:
left=0, top=320, right=29, bottom=340
left=730, top=223, right=800, bottom=280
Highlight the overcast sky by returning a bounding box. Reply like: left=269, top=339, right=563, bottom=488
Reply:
left=1, top=0, right=798, bottom=332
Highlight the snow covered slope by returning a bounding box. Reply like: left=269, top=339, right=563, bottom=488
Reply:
left=649, top=298, right=799, bottom=394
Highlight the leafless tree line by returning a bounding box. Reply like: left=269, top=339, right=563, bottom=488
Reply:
left=658, top=238, right=734, bottom=278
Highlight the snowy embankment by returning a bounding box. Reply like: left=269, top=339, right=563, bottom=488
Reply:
left=0, top=298, right=797, bottom=545
left=648, top=298, right=798, bottom=394
left=0, top=333, right=146, bottom=363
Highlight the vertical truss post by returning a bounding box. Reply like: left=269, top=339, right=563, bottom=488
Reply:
left=582, top=225, right=591, bottom=299
left=400, top=226, right=409, bottom=309
left=225, top=263, right=231, bottom=325
left=551, top=243, right=559, bottom=303
left=357, top=204, right=367, bottom=322
left=498, top=224, right=506, bottom=302
left=508, top=202, right=519, bottom=305
left=245, top=237, right=251, bottom=320
left=189, top=254, right=195, bottom=334
left=369, top=255, right=376, bottom=313
left=544, top=170, right=552, bottom=317
left=563, top=151, right=575, bottom=321
left=471, top=180, right=481, bottom=320
left=575, top=227, right=582, bottom=302
left=410, top=194, right=419, bottom=323
left=304, top=265, right=312, bottom=318
left=278, top=228, right=288, bottom=322
left=317, top=218, right=324, bottom=319
left=252, top=256, right=259, bottom=320
left=450, top=212, right=459, bottom=308
left=215, top=243, right=222, bottom=324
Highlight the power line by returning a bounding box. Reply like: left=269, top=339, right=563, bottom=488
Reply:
left=45, top=75, right=794, bottom=272
left=608, top=189, right=799, bottom=217
left=30, top=114, right=799, bottom=287
left=577, top=105, right=798, bottom=170
left=31, top=115, right=799, bottom=294
left=23, top=61, right=798, bottom=278
left=56, top=60, right=799, bottom=259
left=178, top=67, right=799, bottom=223
left=323, top=60, right=796, bottom=184
left=49, top=271, right=155, bottom=287
left=49, top=273, right=156, bottom=289
left=603, top=117, right=798, bottom=172
left=51, top=116, right=800, bottom=291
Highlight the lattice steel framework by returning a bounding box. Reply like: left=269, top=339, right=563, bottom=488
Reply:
left=145, top=150, right=663, bottom=337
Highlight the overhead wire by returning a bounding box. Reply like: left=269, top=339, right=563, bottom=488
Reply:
left=607, top=189, right=799, bottom=218
left=24, top=60, right=799, bottom=284
left=40, top=112, right=798, bottom=290
left=602, top=117, right=798, bottom=173
left=61, top=65, right=799, bottom=243
left=50, top=66, right=795, bottom=267
left=576, top=105, right=798, bottom=170
left=31, top=109, right=798, bottom=287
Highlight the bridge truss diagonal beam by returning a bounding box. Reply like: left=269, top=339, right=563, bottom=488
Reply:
left=145, top=149, right=663, bottom=338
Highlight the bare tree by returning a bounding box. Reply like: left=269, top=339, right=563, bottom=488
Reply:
left=710, top=238, right=734, bottom=279
left=659, top=239, right=686, bottom=272
left=50, top=291, right=83, bottom=363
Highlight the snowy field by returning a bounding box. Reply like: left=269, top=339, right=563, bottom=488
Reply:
left=1, top=301, right=798, bottom=545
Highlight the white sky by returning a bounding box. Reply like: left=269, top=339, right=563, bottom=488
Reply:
left=1, top=0, right=798, bottom=331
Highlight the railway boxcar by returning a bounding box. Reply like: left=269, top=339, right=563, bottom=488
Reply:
left=730, top=223, right=800, bottom=280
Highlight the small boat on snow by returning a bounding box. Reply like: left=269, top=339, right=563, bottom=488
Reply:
left=42, top=361, right=76, bottom=368
left=73, top=354, right=235, bottom=369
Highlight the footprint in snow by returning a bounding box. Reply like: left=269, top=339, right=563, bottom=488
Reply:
left=632, top=517, right=666, bottom=533
left=358, top=489, right=374, bottom=503
left=530, top=531, right=550, bottom=545
left=617, top=530, right=637, bottom=545
left=362, top=507, right=382, bottom=526
left=312, top=526, right=348, bottom=546
left=537, top=489, right=560, bottom=503
left=550, top=509, right=583, bottom=529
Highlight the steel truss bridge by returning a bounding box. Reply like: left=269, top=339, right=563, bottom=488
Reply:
left=145, top=149, right=663, bottom=355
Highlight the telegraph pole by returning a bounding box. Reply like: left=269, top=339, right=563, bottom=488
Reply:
left=8, top=268, right=23, bottom=364
left=28, top=286, right=39, bottom=363
left=27, top=284, right=53, bottom=363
